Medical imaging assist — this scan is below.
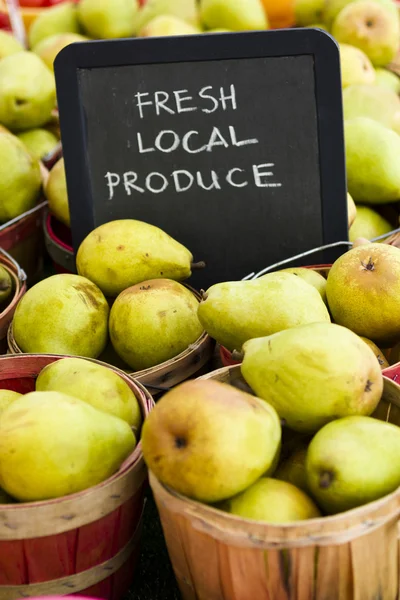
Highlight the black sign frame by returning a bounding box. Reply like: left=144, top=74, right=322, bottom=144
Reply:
left=55, top=29, right=347, bottom=281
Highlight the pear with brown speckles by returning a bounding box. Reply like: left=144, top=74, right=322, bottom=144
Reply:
left=76, top=219, right=196, bottom=297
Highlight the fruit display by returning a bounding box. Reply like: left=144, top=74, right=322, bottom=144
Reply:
left=0, top=356, right=141, bottom=503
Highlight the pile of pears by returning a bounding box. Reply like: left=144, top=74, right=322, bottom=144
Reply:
left=0, top=356, right=141, bottom=503
left=141, top=240, right=400, bottom=523
left=12, top=219, right=206, bottom=372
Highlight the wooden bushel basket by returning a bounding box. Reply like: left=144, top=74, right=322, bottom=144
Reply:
left=0, top=248, right=26, bottom=354
left=0, top=353, right=154, bottom=600
left=7, top=289, right=215, bottom=395
left=150, top=364, right=400, bottom=600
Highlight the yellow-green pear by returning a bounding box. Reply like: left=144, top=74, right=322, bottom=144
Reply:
left=139, top=15, right=200, bottom=36
left=13, top=274, right=109, bottom=357
left=36, top=357, right=142, bottom=432
left=17, top=128, right=58, bottom=160
left=0, top=265, right=13, bottom=307
left=344, top=117, right=400, bottom=204
left=279, top=267, right=327, bottom=303
left=29, top=2, right=80, bottom=49
left=0, top=133, right=42, bottom=223
left=0, top=52, right=56, bottom=131
left=359, top=336, right=389, bottom=368
left=109, top=279, right=203, bottom=371
left=197, top=272, right=330, bottom=353
left=349, top=205, right=392, bottom=242
left=34, top=33, right=89, bottom=72
left=348, top=192, right=357, bottom=226
left=133, top=0, right=200, bottom=33
left=241, top=322, right=383, bottom=433
left=141, top=379, right=281, bottom=503
left=78, top=0, right=139, bottom=39
left=0, top=390, right=21, bottom=417
left=0, top=391, right=136, bottom=502
left=306, top=416, right=400, bottom=513
left=332, top=1, right=400, bottom=67
left=200, top=0, right=268, bottom=31
left=295, top=0, right=325, bottom=26
left=339, top=44, right=376, bottom=88
left=343, top=84, right=400, bottom=133
left=324, top=0, right=398, bottom=28
left=45, top=158, right=70, bottom=226
left=309, top=22, right=328, bottom=30
left=326, top=243, right=400, bottom=345
left=375, top=67, right=400, bottom=94
left=76, top=219, right=195, bottom=297
left=275, top=446, right=309, bottom=492
left=0, top=30, right=24, bottom=59
left=225, top=478, right=320, bottom=523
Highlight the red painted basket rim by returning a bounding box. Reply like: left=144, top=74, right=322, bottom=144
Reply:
left=46, top=213, right=72, bottom=253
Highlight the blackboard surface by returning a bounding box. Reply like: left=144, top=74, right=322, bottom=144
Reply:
left=55, top=30, right=347, bottom=288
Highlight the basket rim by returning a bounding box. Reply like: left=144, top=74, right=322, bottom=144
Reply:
left=0, top=352, right=154, bottom=512
left=45, top=210, right=73, bottom=254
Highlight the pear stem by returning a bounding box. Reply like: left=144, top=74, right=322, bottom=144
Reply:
left=231, top=350, right=244, bottom=362
left=319, top=471, right=334, bottom=489
left=191, top=261, right=206, bottom=270
left=200, top=289, right=208, bottom=301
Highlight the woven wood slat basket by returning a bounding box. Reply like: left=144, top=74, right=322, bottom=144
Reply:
left=7, top=272, right=215, bottom=394
left=0, top=353, right=154, bottom=600
left=150, top=364, right=400, bottom=600
left=0, top=250, right=26, bottom=354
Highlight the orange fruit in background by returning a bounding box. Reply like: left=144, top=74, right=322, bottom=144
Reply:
left=261, top=0, right=296, bottom=29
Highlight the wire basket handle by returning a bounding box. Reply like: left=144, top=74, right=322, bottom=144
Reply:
left=0, top=247, right=26, bottom=284
left=243, top=227, right=400, bottom=281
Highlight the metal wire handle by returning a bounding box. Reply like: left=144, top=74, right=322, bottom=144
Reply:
left=0, top=247, right=26, bottom=284
left=242, top=226, right=400, bottom=281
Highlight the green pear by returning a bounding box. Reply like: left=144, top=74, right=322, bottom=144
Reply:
left=13, top=274, right=109, bottom=357
left=306, top=416, right=400, bottom=513
left=326, top=243, right=400, bottom=345
left=339, top=44, right=376, bottom=88
left=197, top=272, right=330, bottom=353
left=225, top=478, right=320, bottom=522
left=34, top=33, right=89, bottom=72
left=76, top=219, right=195, bottom=297
left=332, top=1, right=400, bottom=67
left=359, top=336, right=389, bottom=368
left=133, top=0, right=200, bottom=33
left=275, top=446, right=309, bottom=493
left=36, top=357, right=142, bottom=432
left=0, top=265, right=13, bottom=307
left=278, top=267, right=327, bottom=304
left=343, top=84, right=400, bottom=133
left=200, top=0, right=268, bottom=31
left=241, top=322, right=383, bottom=433
left=295, top=0, right=325, bottom=26
left=78, top=0, right=139, bottom=39
left=29, top=2, right=80, bottom=49
left=349, top=205, right=392, bottom=242
left=109, top=279, right=204, bottom=371
left=0, top=391, right=136, bottom=501
left=45, top=158, right=70, bottom=226
left=139, top=15, right=201, bottom=36
left=141, top=379, right=281, bottom=503
left=324, top=0, right=398, bottom=28
left=0, top=30, right=24, bottom=59
left=344, top=117, right=400, bottom=204
left=348, top=192, right=357, bottom=226
left=0, top=133, right=42, bottom=223
left=17, top=128, right=58, bottom=160
left=375, top=67, right=400, bottom=93
left=0, top=52, right=56, bottom=131
left=0, top=390, right=21, bottom=417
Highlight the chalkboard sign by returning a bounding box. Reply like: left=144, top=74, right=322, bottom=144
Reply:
left=55, top=29, right=347, bottom=288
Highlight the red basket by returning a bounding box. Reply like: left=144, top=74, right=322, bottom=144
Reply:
left=43, top=211, right=75, bottom=274
left=0, top=353, right=154, bottom=600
